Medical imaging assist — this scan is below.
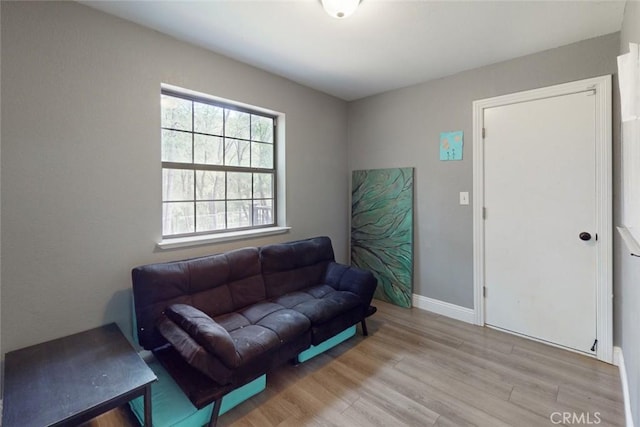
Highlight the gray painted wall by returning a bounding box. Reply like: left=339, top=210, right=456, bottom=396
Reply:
left=1, top=4, right=637, bottom=420
left=348, top=33, right=619, bottom=309
left=0, top=2, right=349, bottom=353
left=616, top=1, right=640, bottom=424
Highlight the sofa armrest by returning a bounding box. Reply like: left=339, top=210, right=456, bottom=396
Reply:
left=157, top=315, right=235, bottom=385
left=325, top=262, right=377, bottom=309
left=164, top=304, right=239, bottom=369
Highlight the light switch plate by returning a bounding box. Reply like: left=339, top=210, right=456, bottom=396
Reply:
left=459, top=192, right=469, bottom=205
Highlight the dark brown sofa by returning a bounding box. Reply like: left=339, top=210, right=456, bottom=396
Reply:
left=131, top=236, right=377, bottom=425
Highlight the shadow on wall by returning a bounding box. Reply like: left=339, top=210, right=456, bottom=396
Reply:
left=103, top=288, right=137, bottom=348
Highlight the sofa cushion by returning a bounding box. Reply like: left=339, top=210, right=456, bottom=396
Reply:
left=133, top=261, right=196, bottom=350
left=271, top=285, right=361, bottom=325
left=225, top=249, right=266, bottom=310
left=228, top=325, right=279, bottom=366
left=238, top=302, right=284, bottom=324
left=165, top=304, right=239, bottom=369
left=227, top=310, right=309, bottom=365
left=260, top=236, right=335, bottom=298
left=210, top=302, right=311, bottom=366
left=253, top=308, right=311, bottom=343
left=157, top=316, right=234, bottom=385
left=305, top=284, right=339, bottom=299
left=213, top=312, right=251, bottom=332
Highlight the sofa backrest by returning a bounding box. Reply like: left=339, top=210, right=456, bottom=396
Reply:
left=260, top=236, right=335, bottom=298
left=132, top=247, right=265, bottom=350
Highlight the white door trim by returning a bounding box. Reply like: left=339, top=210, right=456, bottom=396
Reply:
left=472, top=75, right=613, bottom=363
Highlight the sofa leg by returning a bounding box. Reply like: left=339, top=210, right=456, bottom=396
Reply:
left=207, top=398, right=223, bottom=427
left=361, top=305, right=377, bottom=336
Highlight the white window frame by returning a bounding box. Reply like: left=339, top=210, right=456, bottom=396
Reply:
left=618, top=119, right=640, bottom=254
left=617, top=43, right=640, bottom=255
left=157, top=84, right=289, bottom=249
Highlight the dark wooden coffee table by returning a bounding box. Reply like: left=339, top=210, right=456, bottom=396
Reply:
left=3, top=323, right=156, bottom=427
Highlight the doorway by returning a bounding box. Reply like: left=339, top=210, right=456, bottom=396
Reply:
left=472, top=76, right=612, bottom=362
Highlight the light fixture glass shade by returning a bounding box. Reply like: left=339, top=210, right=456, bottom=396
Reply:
left=322, top=0, right=360, bottom=19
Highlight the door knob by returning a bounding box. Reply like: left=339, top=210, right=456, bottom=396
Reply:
left=579, top=232, right=592, bottom=241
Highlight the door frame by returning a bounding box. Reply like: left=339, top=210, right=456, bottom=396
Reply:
left=472, top=75, right=612, bottom=363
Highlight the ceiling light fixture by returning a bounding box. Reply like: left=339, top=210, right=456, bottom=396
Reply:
left=321, top=0, right=360, bottom=19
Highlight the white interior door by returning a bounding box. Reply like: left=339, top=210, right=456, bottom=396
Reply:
left=483, top=90, right=598, bottom=355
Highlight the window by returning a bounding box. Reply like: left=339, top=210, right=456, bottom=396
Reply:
left=617, top=43, right=640, bottom=254
left=161, top=90, right=276, bottom=238
left=619, top=117, right=640, bottom=253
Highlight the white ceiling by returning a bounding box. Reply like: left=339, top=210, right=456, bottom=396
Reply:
left=83, top=0, right=626, bottom=101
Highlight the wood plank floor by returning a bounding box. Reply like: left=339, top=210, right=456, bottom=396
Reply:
left=85, top=300, right=624, bottom=426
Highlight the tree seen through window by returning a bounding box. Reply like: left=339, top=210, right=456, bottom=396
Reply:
left=161, top=91, right=276, bottom=237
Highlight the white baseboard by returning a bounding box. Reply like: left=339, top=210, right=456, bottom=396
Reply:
left=412, top=294, right=475, bottom=324
left=613, top=346, right=635, bottom=427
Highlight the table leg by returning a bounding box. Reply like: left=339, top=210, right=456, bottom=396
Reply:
left=144, top=385, right=153, bottom=427
left=207, top=398, right=223, bottom=427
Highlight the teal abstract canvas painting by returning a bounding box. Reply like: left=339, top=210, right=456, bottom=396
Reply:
left=351, top=168, right=414, bottom=308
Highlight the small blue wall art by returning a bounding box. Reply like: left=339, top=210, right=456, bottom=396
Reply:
left=440, top=131, right=463, bottom=161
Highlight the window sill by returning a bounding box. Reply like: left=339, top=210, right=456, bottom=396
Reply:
left=617, top=226, right=640, bottom=257
left=157, top=226, right=291, bottom=250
